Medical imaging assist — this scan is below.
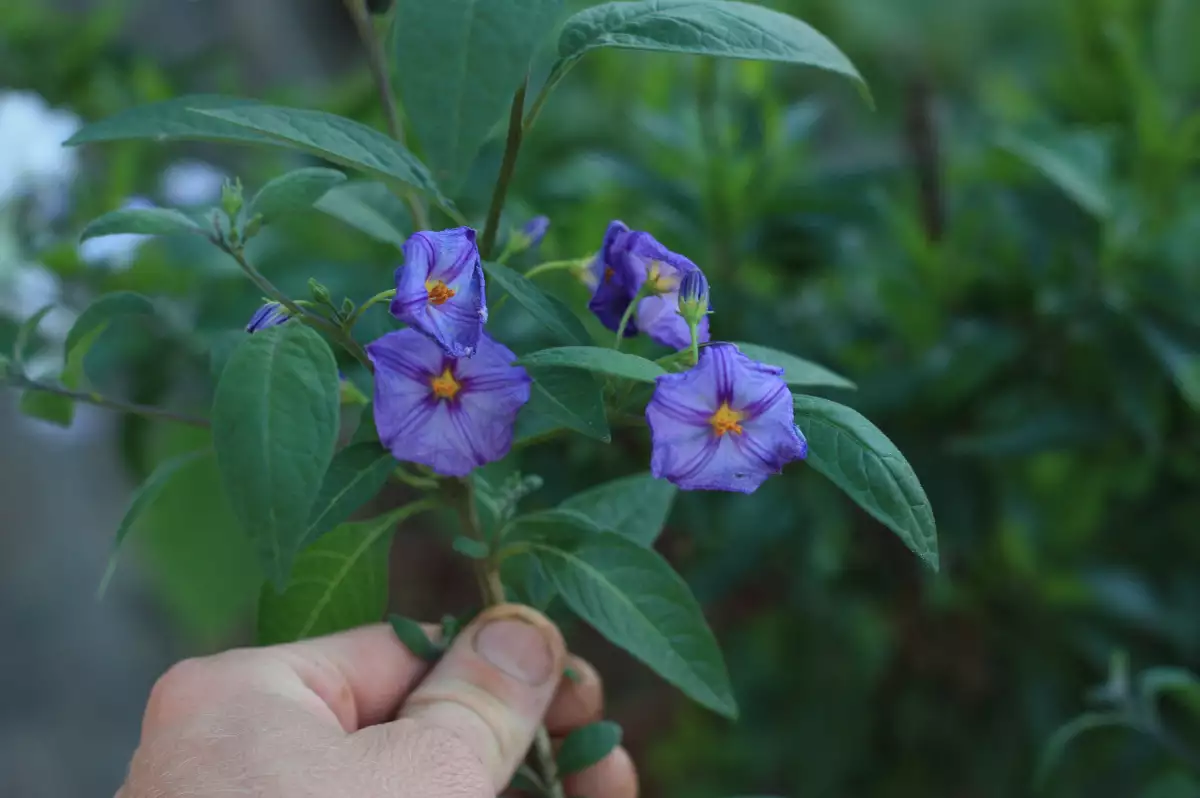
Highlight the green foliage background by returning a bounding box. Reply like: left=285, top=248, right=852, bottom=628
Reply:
left=5, top=0, right=1200, bottom=795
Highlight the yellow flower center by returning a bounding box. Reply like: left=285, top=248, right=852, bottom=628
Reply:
left=646, top=261, right=678, bottom=294
left=603, top=266, right=614, bottom=283
left=709, top=402, right=744, bottom=437
left=429, top=367, right=461, bottom=400
left=426, top=279, right=456, bottom=306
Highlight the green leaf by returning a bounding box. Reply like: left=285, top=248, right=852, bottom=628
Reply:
left=452, top=536, right=490, bottom=559
left=257, top=503, right=433, bottom=644
left=314, top=182, right=410, bottom=248
left=248, top=167, right=347, bottom=223
left=1138, top=319, right=1200, bottom=411
left=63, top=292, right=156, bottom=387
left=1138, top=667, right=1200, bottom=724
left=192, top=105, right=451, bottom=209
left=730, top=342, right=854, bottom=390
left=557, top=720, right=623, bottom=775
left=518, top=346, right=665, bottom=384
left=560, top=471, right=676, bottom=546
left=66, top=95, right=274, bottom=146
left=388, top=614, right=442, bottom=662
left=519, top=366, right=610, bottom=442
left=792, top=395, right=938, bottom=571
left=483, top=261, right=590, bottom=345
left=213, top=324, right=341, bottom=588
left=557, top=1, right=865, bottom=91
left=1035, top=712, right=1130, bottom=790
left=80, top=208, right=203, bottom=242
left=304, top=442, right=397, bottom=548
left=393, top=0, right=564, bottom=189
left=19, top=389, right=75, bottom=427
left=999, top=129, right=1114, bottom=219
left=97, top=449, right=209, bottom=597
left=508, top=524, right=736, bottom=718
left=12, top=305, right=56, bottom=363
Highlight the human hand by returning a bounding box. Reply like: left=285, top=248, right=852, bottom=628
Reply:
left=117, top=605, right=638, bottom=797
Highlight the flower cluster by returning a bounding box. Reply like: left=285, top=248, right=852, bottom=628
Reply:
left=243, top=221, right=807, bottom=492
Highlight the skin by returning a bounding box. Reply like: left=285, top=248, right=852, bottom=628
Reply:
left=117, top=604, right=638, bottom=798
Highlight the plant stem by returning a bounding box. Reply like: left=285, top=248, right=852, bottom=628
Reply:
left=523, top=258, right=586, bottom=281
left=457, top=477, right=566, bottom=798
left=342, top=0, right=430, bottom=231
left=480, top=80, right=529, bottom=260
left=345, top=289, right=397, bottom=329
left=614, top=286, right=650, bottom=350
left=222, top=243, right=373, bottom=371
left=5, top=375, right=209, bottom=428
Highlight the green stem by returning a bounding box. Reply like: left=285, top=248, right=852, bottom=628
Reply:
left=457, top=478, right=565, bottom=798
left=614, top=285, right=651, bottom=350
left=222, top=242, right=373, bottom=371
left=523, top=57, right=577, bottom=133
left=5, top=375, right=209, bottom=428
left=480, top=79, right=529, bottom=260
left=523, top=258, right=586, bottom=282
left=345, top=289, right=396, bottom=329
left=342, top=0, right=430, bottom=231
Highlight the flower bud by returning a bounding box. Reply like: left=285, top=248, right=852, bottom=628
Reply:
left=245, top=302, right=290, bottom=333
left=220, top=177, right=243, bottom=218
left=308, top=278, right=334, bottom=308
left=521, top=216, right=550, bottom=249
left=677, top=269, right=710, bottom=326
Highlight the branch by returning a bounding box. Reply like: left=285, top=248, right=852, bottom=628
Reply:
left=5, top=376, right=210, bottom=428
left=480, top=80, right=529, bottom=260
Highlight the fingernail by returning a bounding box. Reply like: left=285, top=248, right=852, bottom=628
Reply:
left=474, top=616, right=555, bottom=686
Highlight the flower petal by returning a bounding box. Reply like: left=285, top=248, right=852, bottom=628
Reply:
left=588, top=221, right=637, bottom=334
left=636, top=292, right=710, bottom=349
left=390, top=227, right=486, bottom=356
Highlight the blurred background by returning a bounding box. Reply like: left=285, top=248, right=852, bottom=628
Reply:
left=3, top=0, right=1200, bottom=796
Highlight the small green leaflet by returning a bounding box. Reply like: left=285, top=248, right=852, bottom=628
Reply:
left=731, top=342, right=854, bottom=390
left=63, top=292, right=156, bottom=386
left=19, top=389, right=74, bottom=427
left=792, top=395, right=938, bottom=571
left=66, top=95, right=275, bottom=146
left=508, top=523, right=737, bottom=717
left=213, top=324, right=341, bottom=589
left=248, top=167, right=348, bottom=224
left=519, top=366, right=610, bottom=443
left=12, top=304, right=56, bottom=365
left=257, top=502, right=436, bottom=644
left=389, top=614, right=442, bottom=662
left=554, top=0, right=866, bottom=98
left=1034, top=712, right=1129, bottom=790
left=304, top=442, right=398, bottom=548
left=518, top=346, right=665, bottom=384
left=314, top=182, right=410, bottom=248
left=452, top=536, right=490, bottom=559
left=560, top=471, right=677, bottom=546
left=393, top=0, right=565, bottom=189
left=97, top=449, right=210, bottom=597
left=998, top=129, right=1114, bottom=220
left=192, top=105, right=451, bottom=210
left=557, top=720, right=623, bottom=775
left=1138, top=318, right=1200, bottom=411
left=79, top=208, right=204, bottom=242
left=483, top=261, right=591, bottom=345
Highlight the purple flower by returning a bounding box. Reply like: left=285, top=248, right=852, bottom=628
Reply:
left=521, top=216, right=550, bottom=249
left=586, top=221, right=711, bottom=349
left=367, top=328, right=531, bottom=477
left=246, top=302, right=289, bottom=333
left=390, top=227, right=487, bottom=357
left=587, top=221, right=637, bottom=334
left=646, top=343, right=807, bottom=493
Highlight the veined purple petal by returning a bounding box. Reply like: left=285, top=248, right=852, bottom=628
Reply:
left=646, top=342, right=805, bottom=493
left=245, top=302, right=290, bottom=333
left=636, top=293, right=710, bottom=350
left=588, top=221, right=638, bottom=334
left=390, top=227, right=486, bottom=357
left=369, top=329, right=530, bottom=477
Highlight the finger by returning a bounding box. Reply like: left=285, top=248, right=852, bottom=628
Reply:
left=544, top=655, right=604, bottom=735
left=394, top=604, right=565, bottom=792
left=143, top=623, right=438, bottom=737
left=563, top=745, right=639, bottom=798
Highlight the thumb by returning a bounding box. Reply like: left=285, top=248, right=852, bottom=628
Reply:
left=394, top=604, right=565, bottom=792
